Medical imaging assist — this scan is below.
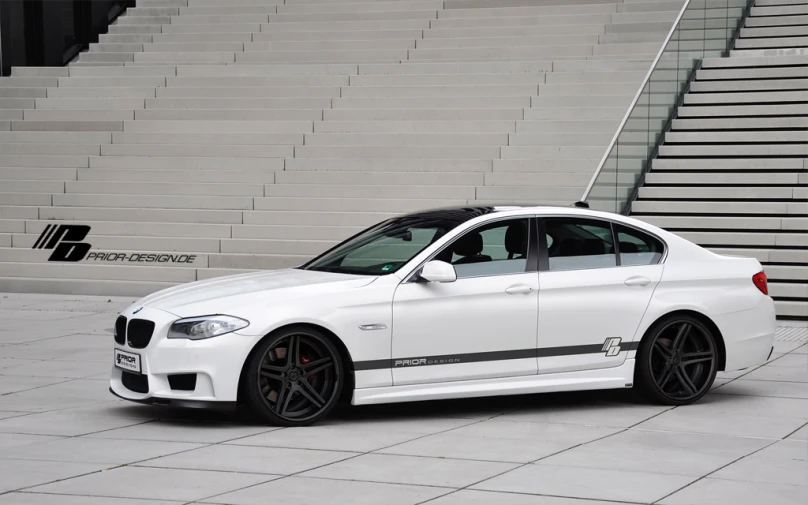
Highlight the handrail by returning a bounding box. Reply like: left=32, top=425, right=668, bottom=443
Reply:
left=580, top=0, right=693, bottom=202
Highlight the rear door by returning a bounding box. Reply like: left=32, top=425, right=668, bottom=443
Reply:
left=536, top=217, right=665, bottom=374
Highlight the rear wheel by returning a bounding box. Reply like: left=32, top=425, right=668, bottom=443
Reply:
left=244, top=326, right=343, bottom=426
left=636, top=315, right=718, bottom=405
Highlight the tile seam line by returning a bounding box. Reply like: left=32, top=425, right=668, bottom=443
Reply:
left=416, top=405, right=677, bottom=505
left=2, top=416, right=278, bottom=496
left=190, top=409, right=518, bottom=504
left=650, top=438, right=782, bottom=504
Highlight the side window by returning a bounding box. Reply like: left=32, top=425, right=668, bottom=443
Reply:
left=545, top=218, right=616, bottom=271
left=615, top=224, right=665, bottom=266
left=438, top=219, right=530, bottom=278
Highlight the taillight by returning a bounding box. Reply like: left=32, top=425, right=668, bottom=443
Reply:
left=752, top=271, right=768, bottom=295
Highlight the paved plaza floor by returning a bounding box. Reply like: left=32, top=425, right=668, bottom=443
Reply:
left=0, top=293, right=805, bottom=505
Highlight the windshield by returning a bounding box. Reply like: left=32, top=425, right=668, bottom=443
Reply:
left=301, top=216, right=464, bottom=276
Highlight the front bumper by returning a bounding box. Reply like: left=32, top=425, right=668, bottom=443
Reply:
left=109, top=307, right=259, bottom=405
left=109, top=387, right=236, bottom=410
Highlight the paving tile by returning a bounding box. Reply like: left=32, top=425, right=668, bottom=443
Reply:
left=473, top=463, right=696, bottom=503
left=379, top=419, right=619, bottom=463
left=0, top=410, right=146, bottom=436
left=0, top=358, right=39, bottom=370
left=773, top=342, right=806, bottom=354
left=0, top=459, right=108, bottom=494
left=88, top=419, right=278, bottom=443
left=499, top=400, right=672, bottom=428
left=769, top=353, right=808, bottom=368
left=226, top=424, right=425, bottom=452
left=0, top=410, right=30, bottom=420
left=696, top=393, right=808, bottom=419
left=202, top=475, right=448, bottom=505
left=711, top=380, right=808, bottom=399
left=709, top=441, right=808, bottom=487
left=787, top=423, right=808, bottom=441
left=140, top=444, right=357, bottom=475
left=660, top=478, right=806, bottom=505
left=2, top=436, right=203, bottom=465
left=540, top=429, right=770, bottom=477
left=739, top=365, right=808, bottom=382
left=0, top=359, right=110, bottom=379
left=302, top=453, right=518, bottom=488
left=0, top=379, right=118, bottom=412
left=0, top=433, right=63, bottom=450
left=426, top=489, right=632, bottom=505
left=637, top=406, right=806, bottom=439
left=0, top=494, right=182, bottom=505
left=0, top=376, right=69, bottom=395
left=30, top=466, right=274, bottom=502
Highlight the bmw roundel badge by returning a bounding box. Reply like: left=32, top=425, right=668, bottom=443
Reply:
left=133, top=307, right=143, bottom=314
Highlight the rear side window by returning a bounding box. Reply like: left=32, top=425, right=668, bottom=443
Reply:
left=544, top=218, right=616, bottom=271
left=615, top=224, right=665, bottom=266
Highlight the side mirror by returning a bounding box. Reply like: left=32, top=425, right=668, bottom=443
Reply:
left=419, top=260, right=457, bottom=283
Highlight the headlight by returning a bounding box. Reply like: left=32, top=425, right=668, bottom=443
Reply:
left=167, top=315, right=249, bottom=340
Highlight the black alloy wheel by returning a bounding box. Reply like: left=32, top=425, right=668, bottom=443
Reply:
left=244, top=327, right=343, bottom=426
left=636, top=316, right=718, bottom=405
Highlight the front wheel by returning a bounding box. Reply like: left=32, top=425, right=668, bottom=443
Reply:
left=244, top=326, right=344, bottom=426
left=635, top=315, right=718, bottom=405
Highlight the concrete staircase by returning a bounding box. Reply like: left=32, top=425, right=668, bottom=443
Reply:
left=0, top=0, right=691, bottom=295
left=632, top=0, right=808, bottom=319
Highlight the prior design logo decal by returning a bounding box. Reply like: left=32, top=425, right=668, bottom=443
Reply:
left=32, top=224, right=197, bottom=264
left=116, top=353, right=137, bottom=367
left=602, top=337, right=623, bottom=357
left=32, top=224, right=91, bottom=262
left=395, top=357, right=462, bottom=367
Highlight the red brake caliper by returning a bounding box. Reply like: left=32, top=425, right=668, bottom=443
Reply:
left=300, top=355, right=314, bottom=381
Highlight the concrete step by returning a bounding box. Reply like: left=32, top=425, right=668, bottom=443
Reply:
left=9, top=121, right=125, bottom=132
left=631, top=201, right=806, bottom=215
left=135, top=109, right=323, bottom=121
left=284, top=157, right=493, bottom=172
left=122, top=120, right=313, bottom=133
left=110, top=132, right=303, bottom=145
left=349, top=73, right=545, bottom=86
left=145, top=97, right=331, bottom=109
left=78, top=168, right=276, bottom=184
left=304, top=133, right=508, bottom=146
left=246, top=39, right=417, bottom=51
left=167, top=75, right=349, bottom=86
left=340, top=84, right=539, bottom=97
left=332, top=96, right=531, bottom=108
left=323, top=108, right=524, bottom=121
left=293, top=145, right=501, bottom=159
left=98, top=144, right=294, bottom=158
left=253, top=28, right=423, bottom=42
left=651, top=158, right=807, bottom=170
left=89, top=156, right=284, bottom=170
left=314, top=120, right=516, bottom=133
left=236, top=49, right=408, bottom=63
left=64, top=180, right=263, bottom=197
left=264, top=183, right=475, bottom=200
left=0, top=275, right=175, bottom=297
left=253, top=196, right=464, bottom=212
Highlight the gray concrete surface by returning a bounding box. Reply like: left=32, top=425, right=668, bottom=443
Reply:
left=0, top=292, right=805, bottom=505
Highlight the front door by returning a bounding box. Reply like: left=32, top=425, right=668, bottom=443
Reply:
left=537, top=217, right=664, bottom=374
left=392, top=218, right=539, bottom=385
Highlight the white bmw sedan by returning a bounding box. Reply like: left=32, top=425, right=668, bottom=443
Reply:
left=110, top=206, right=776, bottom=426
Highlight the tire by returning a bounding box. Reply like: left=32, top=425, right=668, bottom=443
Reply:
left=635, top=315, right=718, bottom=406
left=244, top=326, right=344, bottom=426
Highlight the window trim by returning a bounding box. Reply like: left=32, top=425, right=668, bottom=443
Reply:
left=538, top=216, right=668, bottom=273
left=403, top=216, right=538, bottom=283
left=613, top=222, right=667, bottom=268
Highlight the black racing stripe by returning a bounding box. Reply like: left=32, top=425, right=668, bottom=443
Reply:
left=354, top=341, right=641, bottom=371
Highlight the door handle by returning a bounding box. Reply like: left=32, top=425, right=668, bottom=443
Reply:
left=505, top=284, right=534, bottom=295
left=624, top=276, right=651, bottom=287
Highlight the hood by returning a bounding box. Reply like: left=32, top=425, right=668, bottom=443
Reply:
left=132, top=269, right=377, bottom=317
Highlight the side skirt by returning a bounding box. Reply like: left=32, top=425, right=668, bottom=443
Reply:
left=352, top=360, right=635, bottom=405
